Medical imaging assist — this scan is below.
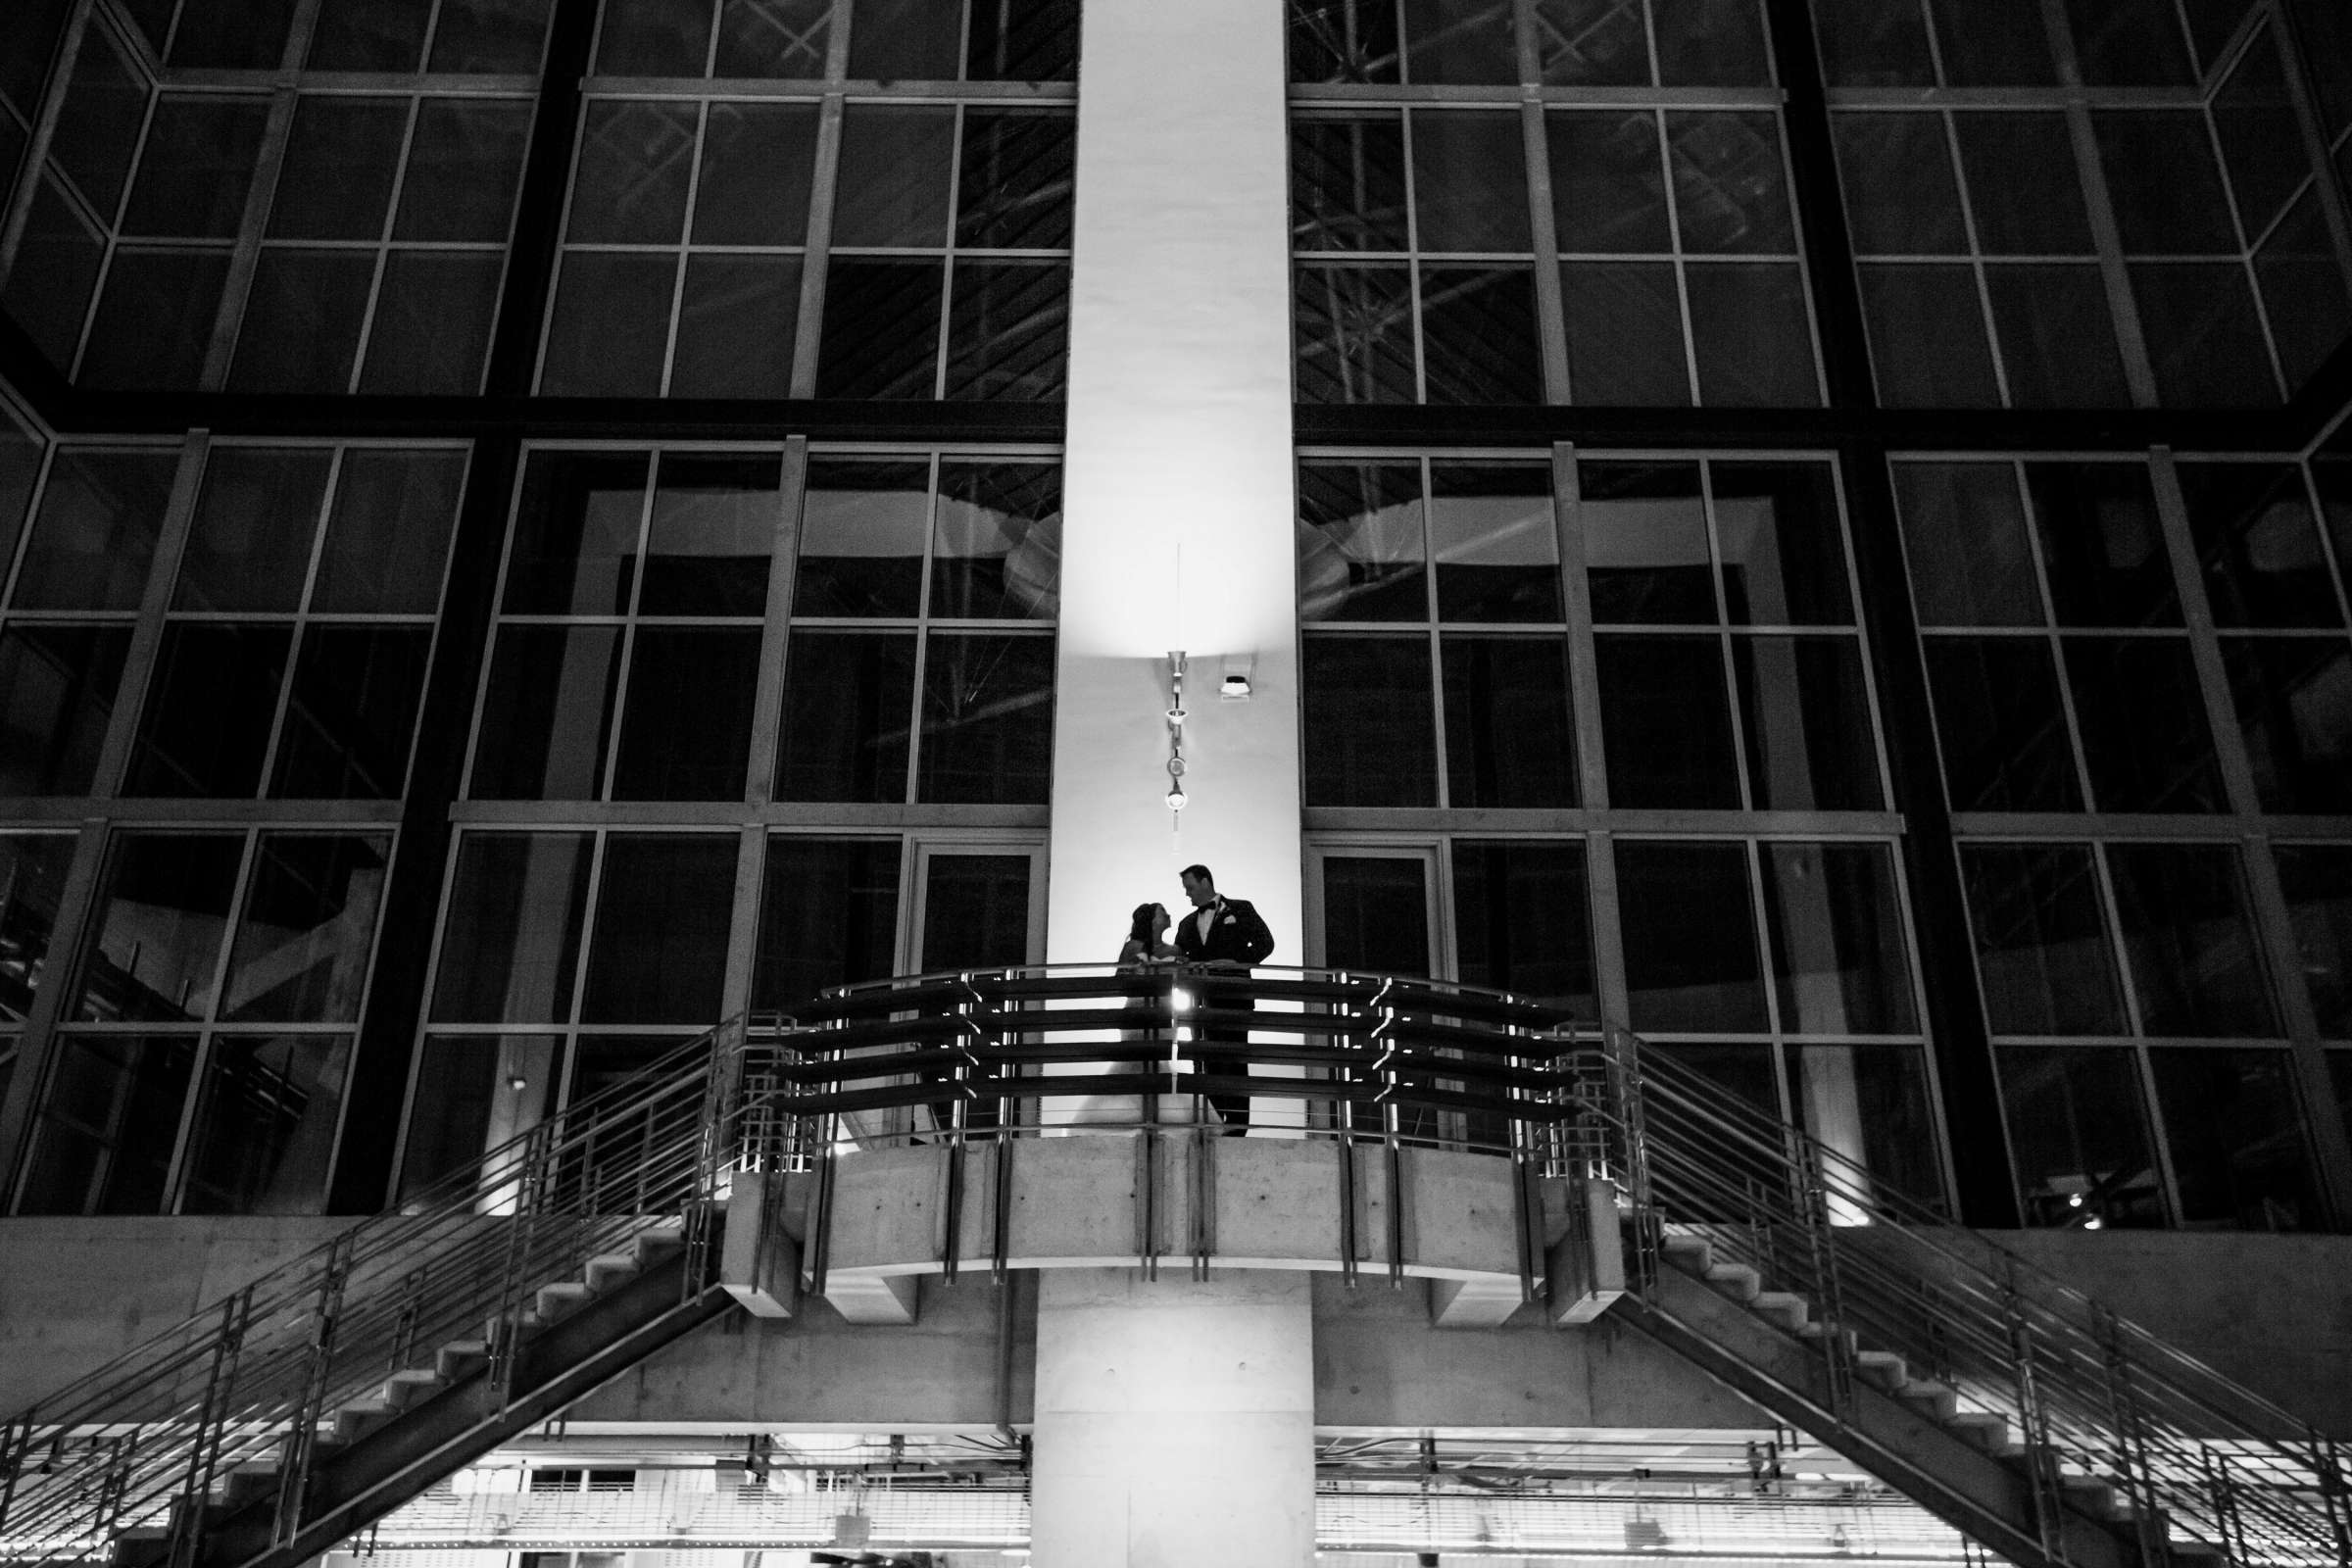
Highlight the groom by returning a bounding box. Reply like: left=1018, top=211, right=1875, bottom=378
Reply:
left=1172, top=863, right=1275, bottom=1131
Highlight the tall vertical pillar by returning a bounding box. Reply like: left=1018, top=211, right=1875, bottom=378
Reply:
left=1048, top=0, right=1301, bottom=963
left=1029, top=1269, right=1317, bottom=1568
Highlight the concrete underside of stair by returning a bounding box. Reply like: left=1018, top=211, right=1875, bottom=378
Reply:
left=4, top=1208, right=2351, bottom=1432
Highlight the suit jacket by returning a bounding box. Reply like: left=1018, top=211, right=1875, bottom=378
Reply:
left=1172, top=897, right=1275, bottom=966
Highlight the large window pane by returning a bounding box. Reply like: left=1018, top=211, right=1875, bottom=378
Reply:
left=313, top=450, right=466, bottom=615
left=2224, top=639, right=2352, bottom=813
left=1684, top=263, right=1818, bottom=406
left=598, top=0, right=713, bottom=73
left=2275, top=846, right=2352, bottom=1038
left=430, top=0, right=557, bottom=72
left=710, top=0, right=827, bottom=74
left=642, top=454, right=778, bottom=615
left=1998, top=1046, right=2163, bottom=1227
left=17, top=1035, right=195, bottom=1215
left=176, top=449, right=334, bottom=613
left=932, top=463, right=1062, bottom=620
left=177, top=1035, right=350, bottom=1215
left=361, top=251, right=503, bottom=395
left=2105, top=843, right=2278, bottom=1038
left=228, top=250, right=375, bottom=393
left=1561, top=262, right=1690, bottom=405
left=917, top=632, right=1054, bottom=804
left=794, top=460, right=928, bottom=616
left=848, top=0, right=960, bottom=77
left=124, top=624, right=293, bottom=798
left=469, top=624, right=621, bottom=799
left=694, top=102, right=818, bottom=246
left=1292, top=0, right=1404, bottom=84
left=505, top=453, right=649, bottom=615
left=1733, top=636, right=1882, bottom=810
left=1617, top=841, right=1768, bottom=1033
left=120, top=98, right=270, bottom=238
left=1548, top=111, right=1670, bottom=254
left=0, top=626, right=131, bottom=795
left=813, top=258, right=944, bottom=398
left=833, top=105, right=956, bottom=247
left=1760, top=843, right=1915, bottom=1034
left=1859, top=265, right=1999, bottom=409
left=0, top=835, right=74, bottom=1023
left=1401, top=0, right=1517, bottom=82
left=1301, top=635, right=1437, bottom=806
left=2178, top=464, right=2340, bottom=628
left=956, top=110, right=1075, bottom=250
left=1442, top=635, right=1578, bottom=808
left=2025, top=463, right=2178, bottom=627
left=1582, top=462, right=1712, bottom=623
left=1922, top=636, right=2082, bottom=811
left=1893, top=463, right=2042, bottom=627
left=2132, top=263, right=2279, bottom=408
left=1321, top=856, right=1432, bottom=976
left=13, top=449, right=176, bottom=611
left=1411, top=112, right=1529, bottom=252
left=671, top=254, right=801, bottom=398
left=1653, top=0, right=1768, bottom=83
left=1535, top=0, right=1649, bottom=84
left=580, top=834, right=736, bottom=1023
left=542, top=251, right=676, bottom=397
left=1666, top=113, right=1794, bottom=254
left=1429, top=463, right=1558, bottom=621
left=919, top=854, right=1034, bottom=971
left=1984, top=265, right=2131, bottom=409
left=1450, top=840, right=1597, bottom=1018
left=1953, top=115, right=2091, bottom=254
left=2149, top=1050, right=2318, bottom=1230
left=1961, top=843, right=2128, bottom=1035
left=269, top=98, right=409, bottom=241
left=2091, top=110, right=2234, bottom=253
left=944, top=260, right=1070, bottom=401
left=610, top=627, right=760, bottom=800
left=1294, top=116, right=1410, bottom=253
left=753, top=837, right=902, bottom=1009
left=75, top=834, right=244, bottom=1023
left=1594, top=633, right=1740, bottom=808
left=1712, top=462, right=1849, bottom=625
left=569, top=101, right=697, bottom=244
left=1298, top=463, right=1426, bottom=622
left=397, top=1034, right=562, bottom=1203
left=395, top=100, right=533, bottom=242
left=1787, top=1045, right=1942, bottom=1209
left=430, top=833, right=594, bottom=1023
left=2062, top=636, right=2226, bottom=813
left=1833, top=113, right=1963, bottom=253
left=774, top=631, right=915, bottom=802
left=1419, top=266, right=1542, bottom=404
left=1295, top=264, right=1418, bottom=404
left=221, top=835, right=390, bottom=1022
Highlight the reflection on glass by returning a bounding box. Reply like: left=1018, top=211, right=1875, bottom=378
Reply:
left=314, top=450, right=466, bottom=614
left=1760, top=842, right=1915, bottom=1034
left=917, top=632, right=1054, bottom=804
left=429, top=832, right=594, bottom=1023
left=1562, top=262, right=1690, bottom=405
left=13, top=448, right=177, bottom=611
left=1788, top=1044, right=1943, bottom=1213
left=597, top=0, right=714, bottom=74
left=1581, top=462, right=1711, bottom=623
left=1548, top=110, right=1669, bottom=253
left=75, top=833, right=243, bottom=1024
left=2025, top=462, right=2177, bottom=626
left=1429, top=464, right=1558, bottom=621
left=848, top=0, right=961, bottom=77
left=398, top=1034, right=563, bottom=1206
left=673, top=254, right=802, bottom=398
left=832, top=106, right=956, bottom=247
left=1419, top=265, right=1542, bottom=403
left=1442, top=635, right=1578, bottom=808
left=1618, top=841, right=1766, bottom=1032
left=1653, top=0, right=1768, bottom=82
left=1998, top=1046, right=2163, bottom=1227
left=2276, top=846, right=2352, bottom=1038
left=2224, top=638, right=2352, bottom=813
left=1667, top=112, right=1793, bottom=253
left=2062, top=636, right=2226, bottom=812
left=1298, top=463, right=1426, bottom=621
left=1535, top=0, right=1650, bottom=83
left=272, top=626, right=433, bottom=799
left=932, top=464, right=1062, bottom=620
left=1401, top=0, right=1517, bottom=82
left=2149, top=1050, right=2317, bottom=1230
left=428, top=0, right=558, bottom=73
left=1921, top=636, right=2082, bottom=811
left=611, top=626, right=760, bottom=801
left=395, top=99, right=532, bottom=242
left=1450, top=839, right=1597, bottom=1017
left=175, top=448, right=334, bottom=612
left=18, top=1034, right=196, bottom=1215
left=1302, top=634, right=1438, bottom=807
left=1684, top=263, right=1818, bottom=406
left=1859, top=265, right=1999, bottom=409
left=641, top=454, right=778, bottom=615
left=1594, top=633, right=1740, bottom=808
left=795, top=461, right=930, bottom=615
left=1411, top=111, right=1529, bottom=252
left=221, top=834, right=390, bottom=1022
left=714, top=0, right=830, bottom=75
left=1960, top=843, right=2127, bottom=1035
left=1893, top=463, right=2042, bottom=627
left=1832, top=113, right=1964, bottom=253
left=956, top=110, right=1076, bottom=250
left=568, top=101, right=696, bottom=244
left=178, top=1034, right=350, bottom=1214
left=125, top=623, right=293, bottom=798
left=1291, top=0, right=1403, bottom=84
left=693, top=102, right=819, bottom=246
left=944, top=259, right=1070, bottom=402
left=753, top=837, right=903, bottom=1008
left=813, top=257, right=946, bottom=398
left=1953, top=114, right=2092, bottom=254
left=920, top=853, right=1034, bottom=971
left=0, top=835, right=72, bottom=1023
left=775, top=630, right=916, bottom=802
left=1293, top=116, right=1409, bottom=253
left=1323, top=856, right=1432, bottom=976
left=0, top=625, right=132, bottom=795
left=580, top=834, right=736, bottom=1023
left=1733, top=635, right=1881, bottom=809
left=1985, top=265, right=2131, bottom=408
left=470, top=624, right=622, bottom=799
left=543, top=251, right=676, bottom=397
left=2177, top=463, right=2340, bottom=628
left=504, top=453, right=650, bottom=615
left=1712, top=462, right=1849, bottom=625
left=2105, top=842, right=2278, bottom=1038
left=1295, top=263, right=1417, bottom=405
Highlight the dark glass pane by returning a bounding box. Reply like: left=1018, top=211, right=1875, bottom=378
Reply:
left=1833, top=112, right=1963, bottom=253
left=1960, top=842, right=2128, bottom=1035
left=671, top=254, right=800, bottom=398
left=1295, top=265, right=1417, bottom=404
left=1583, top=461, right=1710, bottom=623
left=917, top=632, right=1054, bottom=804
left=1618, top=840, right=1767, bottom=1032
left=1998, top=1046, right=2164, bottom=1227
left=813, top=258, right=945, bottom=399
left=1301, top=635, right=1438, bottom=806
left=598, top=0, right=714, bottom=73
left=834, top=105, right=956, bottom=247
left=932, top=462, right=1062, bottom=620
left=1667, top=113, right=1793, bottom=254
left=848, top=0, right=961, bottom=77
left=1684, top=263, right=1818, bottom=406
left=2066, top=0, right=2192, bottom=84
left=1, top=179, right=106, bottom=370
left=2024, top=462, right=2177, bottom=627
left=469, top=625, right=622, bottom=799
left=170, top=0, right=297, bottom=65
left=76, top=834, right=245, bottom=1023
left=2290, top=0, right=2352, bottom=135
left=2063, top=636, right=2226, bottom=812
left=775, top=631, right=916, bottom=802
left=429, top=0, right=557, bottom=72
left=2150, top=1050, right=2318, bottom=1229
left=1429, top=462, right=1558, bottom=621
left=505, top=452, right=648, bottom=615
left=0, top=626, right=131, bottom=795
left=1860, top=265, right=1999, bottom=409
left=15, top=448, right=175, bottom=611
left=397, top=1034, right=563, bottom=1203
left=41, top=20, right=132, bottom=213
left=1399, top=0, right=1515, bottom=82
left=310, top=0, right=431, bottom=69
left=429, top=832, right=594, bottom=1022
left=1892, top=462, right=2042, bottom=627
left=0, top=835, right=74, bottom=1023
left=1953, top=114, right=2093, bottom=256
left=1933, top=0, right=2054, bottom=82
left=1921, top=636, right=2082, bottom=811
left=1814, top=0, right=1935, bottom=85
left=2322, top=459, right=2352, bottom=603
left=124, top=623, right=293, bottom=798
left=1442, top=635, right=1577, bottom=808
left=2222, top=639, right=2352, bottom=813
left=580, top=834, right=736, bottom=1023
left=361, top=250, right=503, bottom=395
left=1290, top=0, right=1403, bottom=84
left=1449, top=840, right=1597, bottom=1018
left=121, top=98, right=270, bottom=238
left=18, top=1035, right=194, bottom=1215
left=1652, top=0, right=1769, bottom=83
left=1713, top=461, right=1850, bottom=625
left=1734, top=635, right=1883, bottom=809
left=2108, top=843, right=2278, bottom=1037
left=753, top=837, right=902, bottom=1007
left=610, top=627, right=759, bottom=800
left=0, top=418, right=34, bottom=585
left=270, top=98, right=409, bottom=241
left=1594, top=632, right=1740, bottom=808
left=1294, top=115, right=1410, bottom=253
left=1561, top=263, right=1690, bottom=405
left=1984, top=264, right=2131, bottom=409
left=270, top=626, right=433, bottom=799
left=1762, top=843, right=1915, bottom=1034
left=919, top=854, right=1033, bottom=970
left=176, top=448, right=334, bottom=612
left=395, top=99, right=533, bottom=241
left=2133, top=262, right=2280, bottom=408
left=228, top=249, right=375, bottom=394
left=569, top=100, right=697, bottom=243
left=78, top=250, right=233, bottom=391
left=795, top=459, right=928, bottom=615
left=1298, top=463, right=1426, bottom=621
left=221, top=835, right=391, bottom=1022
left=1321, top=857, right=1431, bottom=975
left=957, top=109, right=1074, bottom=250
left=1411, top=112, right=1528, bottom=252
left=1419, top=266, right=1541, bottom=404
left=716, top=0, right=830, bottom=74
left=642, top=453, right=777, bottom=614
left=542, top=251, right=676, bottom=397
left=2092, top=111, right=2235, bottom=255
left=2178, top=464, right=2339, bottom=628
left=179, top=1034, right=350, bottom=1216
left=1788, top=1044, right=1942, bottom=1206
left=1535, top=0, right=1648, bottom=83
left=314, top=450, right=467, bottom=614
left=692, top=102, right=816, bottom=246
left=2211, top=28, right=2303, bottom=238
left=0, top=0, right=70, bottom=112
left=2257, top=190, right=2352, bottom=395
left=1548, top=110, right=1669, bottom=254
left=944, top=260, right=1070, bottom=401
left=2276, top=846, right=2352, bottom=1037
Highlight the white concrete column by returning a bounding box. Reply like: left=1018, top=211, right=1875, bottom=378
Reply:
left=1029, top=1269, right=1317, bottom=1568
left=1049, top=0, right=1301, bottom=964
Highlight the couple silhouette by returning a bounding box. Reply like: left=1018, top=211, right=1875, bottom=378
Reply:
left=1118, top=863, right=1274, bottom=1130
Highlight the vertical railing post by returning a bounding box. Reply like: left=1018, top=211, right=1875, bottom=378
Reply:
left=171, top=1289, right=252, bottom=1568
left=2001, top=1258, right=2064, bottom=1565
left=2094, top=1304, right=2164, bottom=1568
left=487, top=1121, right=551, bottom=1406
left=2313, top=1428, right=2352, bottom=1568
left=2200, top=1446, right=2244, bottom=1567
left=273, top=1231, right=354, bottom=1549
left=0, top=1412, right=28, bottom=1532
left=1795, top=1153, right=1853, bottom=1422
left=1605, top=1028, right=1658, bottom=1296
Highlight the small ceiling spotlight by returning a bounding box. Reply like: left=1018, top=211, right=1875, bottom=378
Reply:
left=508, top=1073, right=530, bottom=1092
left=1220, top=652, right=1254, bottom=700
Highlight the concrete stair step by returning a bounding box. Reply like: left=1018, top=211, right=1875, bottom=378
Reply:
left=585, top=1252, right=643, bottom=1292
left=1660, top=1233, right=1714, bottom=1273
left=220, top=1463, right=283, bottom=1508
left=1853, top=1349, right=1909, bottom=1390
left=1896, top=1378, right=1960, bottom=1423
left=2056, top=1469, right=2127, bottom=1519
left=380, top=1368, right=446, bottom=1408
left=1702, top=1261, right=1763, bottom=1302
left=1942, top=1410, right=2020, bottom=1455
left=1747, top=1291, right=1810, bottom=1332
left=331, top=1399, right=397, bottom=1446
left=634, top=1223, right=688, bottom=1261
left=437, top=1339, right=491, bottom=1380
left=534, top=1281, right=595, bottom=1321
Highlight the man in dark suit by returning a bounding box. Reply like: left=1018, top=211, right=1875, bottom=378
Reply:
left=1171, top=863, right=1275, bottom=1132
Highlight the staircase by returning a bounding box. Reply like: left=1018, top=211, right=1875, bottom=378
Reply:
left=1563, top=1033, right=2352, bottom=1568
